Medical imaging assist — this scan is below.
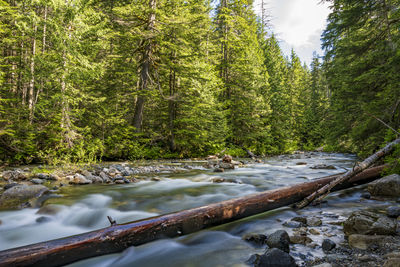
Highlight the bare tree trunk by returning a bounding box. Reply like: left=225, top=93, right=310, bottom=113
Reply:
left=295, top=137, right=400, bottom=208
left=0, top=166, right=384, bottom=267
left=132, top=0, right=157, bottom=131
left=28, top=24, right=37, bottom=122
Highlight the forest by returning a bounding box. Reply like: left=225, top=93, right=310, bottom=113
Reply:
left=0, top=0, right=399, bottom=166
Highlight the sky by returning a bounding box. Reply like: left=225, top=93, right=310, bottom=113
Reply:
left=254, top=0, right=331, bottom=65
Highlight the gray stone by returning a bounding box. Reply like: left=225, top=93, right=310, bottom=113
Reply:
left=368, top=174, right=400, bottom=197
left=0, top=185, right=49, bottom=209
left=387, top=206, right=400, bottom=218
left=322, top=239, right=336, bottom=252
left=31, top=178, right=44, bottom=185
left=266, top=230, right=290, bottom=253
left=48, top=174, right=61, bottom=181
left=2, top=170, right=27, bottom=181
left=99, top=172, right=110, bottom=182
left=283, top=220, right=303, bottom=228
left=343, top=210, right=397, bottom=236
left=37, top=204, right=63, bottom=215
left=219, top=162, right=235, bottom=169
left=3, top=183, right=20, bottom=190
left=291, top=216, right=307, bottom=224
left=257, top=248, right=296, bottom=267
left=69, top=174, right=92, bottom=185
left=36, top=216, right=52, bottom=223
left=307, top=217, right=322, bottom=226
left=37, top=173, right=49, bottom=180
left=290, top=235, right=313, bottom=245
left=246, top=254, right=261, bottom=265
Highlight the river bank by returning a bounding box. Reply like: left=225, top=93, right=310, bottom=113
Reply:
left=0, top=152, right=398, bottom=267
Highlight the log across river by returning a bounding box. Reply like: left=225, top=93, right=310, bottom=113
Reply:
left=0, top=165, right=384, bottom=267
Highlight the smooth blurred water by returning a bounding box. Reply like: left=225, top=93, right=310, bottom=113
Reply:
left=0, top=152, right=394, bottom=266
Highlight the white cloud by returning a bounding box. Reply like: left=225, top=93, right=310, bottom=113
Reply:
left=254, top=0, right=331, bottom=64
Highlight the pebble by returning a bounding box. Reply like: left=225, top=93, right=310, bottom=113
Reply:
left=307, top=217, right=322, bottom=227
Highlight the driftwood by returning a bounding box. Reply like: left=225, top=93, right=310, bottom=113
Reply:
left=0, top=165, right=385, bottom=267
left=295, top=137, right=400, bottom=209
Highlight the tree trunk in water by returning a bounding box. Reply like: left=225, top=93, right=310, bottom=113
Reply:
left=132, top=0, right=156, bottom=131
left=295, top=137, right=400, bottom=209
left=0, top=165, right=384, bottom=267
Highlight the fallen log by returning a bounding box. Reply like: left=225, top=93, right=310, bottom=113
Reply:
left=295, top=136, right=400, bottom=209
left=0, top=165, right=385, bottom=267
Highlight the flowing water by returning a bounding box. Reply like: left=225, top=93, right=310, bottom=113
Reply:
left=0, top=153, right=395, bottom=266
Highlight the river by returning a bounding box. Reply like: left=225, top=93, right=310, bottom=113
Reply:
left=0, top=152, right=393, bottom=266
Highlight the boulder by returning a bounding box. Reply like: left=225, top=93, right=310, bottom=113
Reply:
left=322, top=239, right=336, bottom=252
left=266, top=230, right=290, bottom=253
left=257, top=248, right=297, bottom=267
left=0, top=185, right=49, bottom=209
left=2, top=170, right=27, bottom=181
left=368, top=174, right=400, bottom=197
left=343, top=210, right=397, bottom=236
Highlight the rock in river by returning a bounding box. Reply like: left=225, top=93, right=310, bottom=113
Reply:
left=257, top=248, right=297, bottom=267
left=368, top=174, right=400, bottom=197
left=69, top=173, right=92, bottom=185
left=343, top=210, right=397, bottom=236
left=266, top=230, right=290, bottom=253
left=0, top=184, right=49, bottom=209
left=387, top=206, right=400, bottom=218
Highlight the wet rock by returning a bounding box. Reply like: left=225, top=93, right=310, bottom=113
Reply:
left=219, top=162, right=234, bottom=169
left=37, top=204, right=63, bottom=215
left=296, top=162, right=307, bottom=165
left=36, top=173, right=49, bottom=180
left=99, top=172, right=111, bottom=183
left=255, top=159, right=263, bottom=163
left=291, top=216, right=307, bottom=224
left=3, top=183, right=20, bottom=190
left=150, top=177, right=161, bottom=182
left=69, top=174, right=92, bottom=185
left=322, top=239, right=336, bottom=252
left=361, top=192, right=371, bottom=199
left=115, top=179, right=125, bottom=184
left=383, top=259, right=400, bottom=267
left=211, top=177, right=225, bottom=184
left=31, top=178, right=44, bottom=185
left=2, top=170, right=27, bottom=181
left=48, top=174, right=61, bottom=181
left=307, top=217, right=322, bottom=227
left=222, top=154, right=232, bottom=163
left=0, top=185, right=49, bottom=209
left=266, top=230, right=290, bottom=253
left=343, top=210, right=397, bottom=236
left=387, top=206, right=400, bottom=218
left=309, top=229, right=320, bottom=235
left=368, top=174, right=400, bottom=197
left=290, top=235, right=312, bottom=245
left=283, top=220, right=303, bottom=228
left=246, top=254, right=261, bottom=265
left=310, top=164, right=336, bottom=170
left=213, top=168, right=224, bottom=173
left=292, top=227, right=308, bottom=236
left=36, top=216, right=52, bottom=223
left=348, top=234, right=394, bottom=250
left=243, top=233, right=267, bottom=246
left=257, top=248, right=296, bottom=267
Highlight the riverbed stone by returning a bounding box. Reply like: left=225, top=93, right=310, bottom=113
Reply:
left=312, top=264, right=332, bottom=267
left=348, top=234, right=395, bottom=250
left=266, top=230, right=290, bottom=253
left=36, top=216, right=52, bottom=223
left=309, top=229, right=321, bottom=235
left=222, top=154, right=232, bottom=163
left=2, top=170, right=27, bottom=181
left=0, top=184, right=49, bottom=209
left=343, top=210, right=397, bottom=236
left=283, top=220, right=303, bottom=228
left=3, top=183, right=20, bottom=190
left=310, top=164, right=336, bottom=170
left=31, top=178, right=44, bottom=185
left=219, top=162, right=235, bottom=169
left=291, top=216, right=307, bottom=224
left=69, top=173, right=92, bottom=185
left=290, top=235, right=313, bottom=245
left=37, top=204, right=63, bottom=215
left=307, top=217, right=322, bottom=227
left=243, top=233, right=267, bottom=246
left=213, top=168, right=224, bottom=173
left=322, top=239, right=336, bottom=252
left=368, top=174, right=400, bottom=197
left=387, top=206, right=400, bottom=218
left=99, top=172, right=111, bottom=183
left=257, top=248, right=296, bottom=267
left=48, top=174, right=61, bottom=181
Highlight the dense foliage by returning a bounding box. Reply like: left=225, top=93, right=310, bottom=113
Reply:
left=3, top=0, right=398, bottom=164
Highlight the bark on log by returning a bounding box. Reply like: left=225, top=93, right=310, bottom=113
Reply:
left=0, top=165, right=385, bottom=267
left=295, top=137, right=400, bottom=209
